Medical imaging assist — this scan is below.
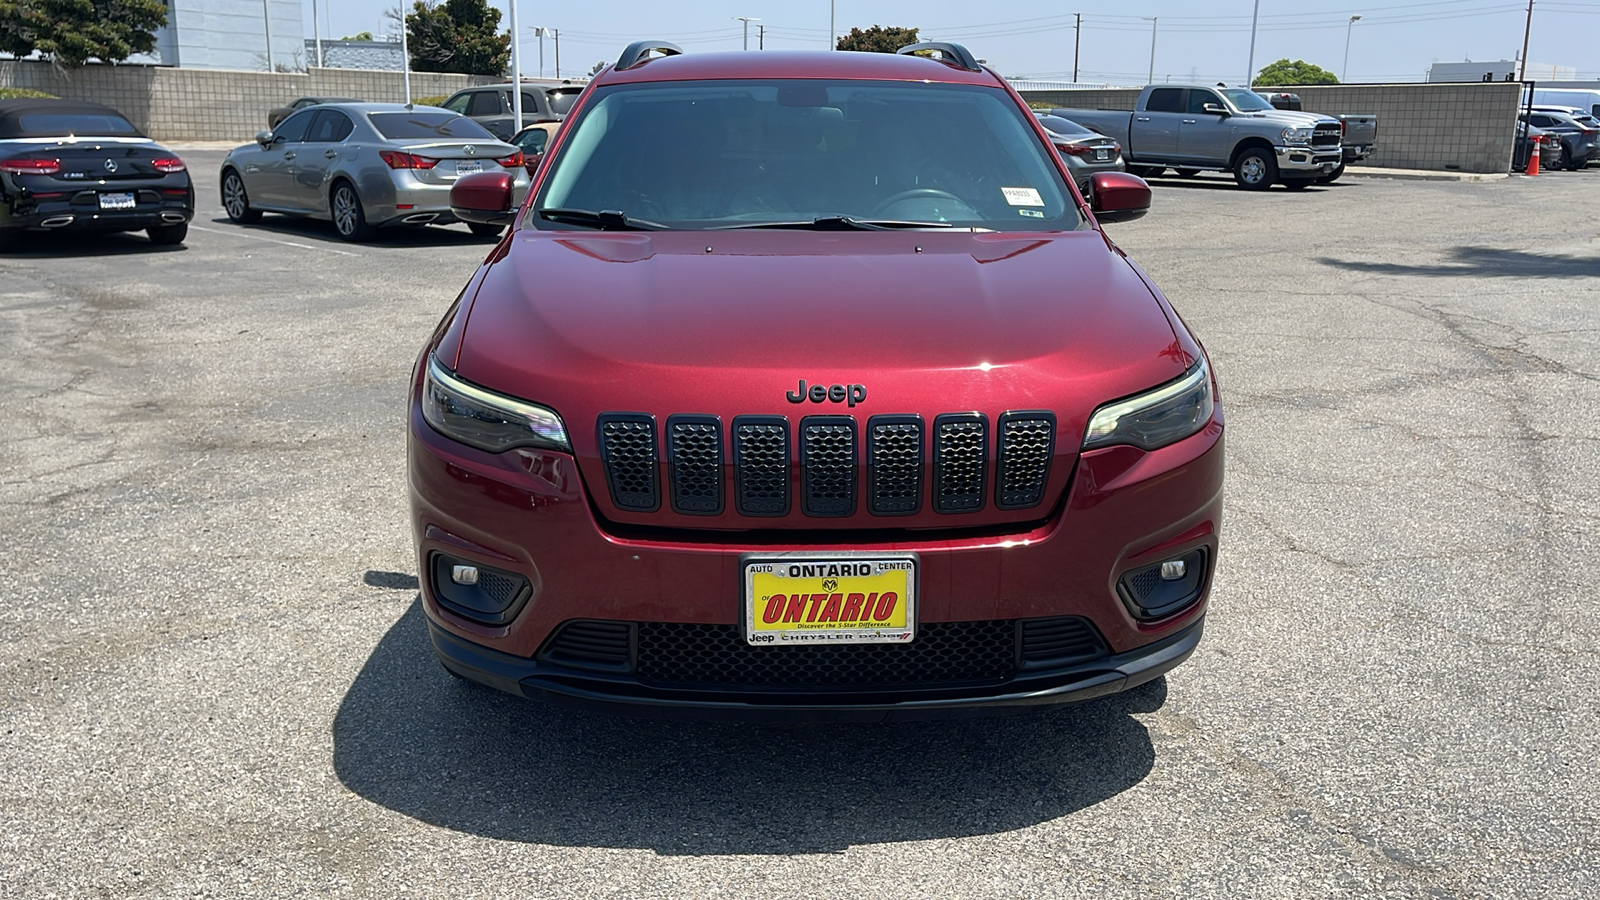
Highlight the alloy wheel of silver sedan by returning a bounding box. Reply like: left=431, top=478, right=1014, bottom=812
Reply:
left=221, top=171, right=262, bottom=224
left=331, top=182, right=376, bottom=242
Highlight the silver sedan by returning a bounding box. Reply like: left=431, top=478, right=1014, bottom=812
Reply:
left=219, top=102, right=531, bottom=242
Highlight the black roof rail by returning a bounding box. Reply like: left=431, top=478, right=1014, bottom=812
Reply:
left=616, top=41, right=683, bottom=71
left=896, top=41, right=982, bottom=72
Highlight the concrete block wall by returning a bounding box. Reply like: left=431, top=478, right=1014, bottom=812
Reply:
left=0, top=61, right=497, bottom=142
left=1020, top=82, right=1524, bottom=173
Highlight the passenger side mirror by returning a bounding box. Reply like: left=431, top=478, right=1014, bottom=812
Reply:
left=450, top=171, right=516, bottom=225
left=255, top=130, right=276, bottom=147
left=1202, top=103, right=1229, bottom=116
left=1088, top=171, right=1151, bottom=223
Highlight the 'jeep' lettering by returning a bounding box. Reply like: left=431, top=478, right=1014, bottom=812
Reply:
left=785, top=379, right=867, bottom=407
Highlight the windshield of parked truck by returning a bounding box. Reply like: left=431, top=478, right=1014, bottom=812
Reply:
left=533, top=79, right=1082, bottom=232
left=1220, top=90, right=1274, bottom=112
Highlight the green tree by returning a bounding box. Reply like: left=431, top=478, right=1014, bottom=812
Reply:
left=405, top=0, right=509, bottom=76
left=341, top=31, right=376, bottom=41
left=0, top=0, right=167, bottom=67
left=836, top=25, right=919, bottom=54
left=1252, top=58, right=1339, bottom=87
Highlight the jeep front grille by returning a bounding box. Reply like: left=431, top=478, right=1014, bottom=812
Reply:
left=667, top=415, right=722, bottom=514
left=733, top=416, right=789, bottom=516
left=933, top=413, right=988, bottom=513
left=597, top=413, right=659, bottom=511
left=800, top=416, right=856, bottom=517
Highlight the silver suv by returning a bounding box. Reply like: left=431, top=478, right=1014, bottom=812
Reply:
left=439, top=83, right=585, bottom=141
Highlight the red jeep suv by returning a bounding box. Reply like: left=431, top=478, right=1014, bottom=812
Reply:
left=411, top=41, right=1224, bottom=721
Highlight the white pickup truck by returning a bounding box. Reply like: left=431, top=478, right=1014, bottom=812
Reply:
left=1054, top=84, right=1343, bottom=190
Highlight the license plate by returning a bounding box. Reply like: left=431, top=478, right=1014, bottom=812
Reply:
left=743, top=554, right=917, bottom=645
left=98, top=192, right=135, bottom=210
left=455, top=160, right=482, bottom=175
left=1094, top=149, right=1110, bottom=160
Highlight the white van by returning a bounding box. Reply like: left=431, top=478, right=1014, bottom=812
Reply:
left=1528, top=88, right=1600, bottom=117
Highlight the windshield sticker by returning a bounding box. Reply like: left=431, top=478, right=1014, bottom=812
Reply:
left=1019, top=209, right=1044, bottom=218
left=1002, top=187, right=1044, bottom=207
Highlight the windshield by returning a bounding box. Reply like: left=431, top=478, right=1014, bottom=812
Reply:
left=1221, top=90, right=1274, bottom=112
left=532, top=79, right=1081, bottom=231
left=16, top=113, right=142, bottom=137
left=367, top=112, right=496, bottom=140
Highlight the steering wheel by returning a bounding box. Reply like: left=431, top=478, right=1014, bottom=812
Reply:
left=870, top=188, right=966, bottom=215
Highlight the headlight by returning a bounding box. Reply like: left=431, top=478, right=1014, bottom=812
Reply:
left=421, top=354, right=570, bottom=452
left=1281, top=126, right=1314, bottom=145
left=1082, top=360, right=1214, bottom=451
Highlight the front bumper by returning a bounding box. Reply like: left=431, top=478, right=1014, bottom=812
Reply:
left=1276, top=146, right=1343, bottom=174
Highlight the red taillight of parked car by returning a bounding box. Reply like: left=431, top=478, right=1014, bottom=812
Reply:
left=151, top=157, right=187, bottom=173
left=496, top=150, right=525, bottom=168
left=1055, top=143, right=1095, bottom=157
left=379, top=150, right=439, bottom=170
left=0, top=157, right=61, bottom=175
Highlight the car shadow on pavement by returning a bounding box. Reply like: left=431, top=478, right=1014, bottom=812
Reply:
left=1318, top=245, right=1600, bottom=278
left=333, top=598, right=1164, bottom=855
left=0, top=230, right=186, bottom=257
left=1144, top=176, right=1332, bottom=192
left=207, top=215, right=497, bottom=248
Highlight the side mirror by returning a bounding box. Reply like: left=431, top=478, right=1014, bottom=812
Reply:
left=1201, top=103, right=1229, bottom=116
left=255, top=130, right=275, bottom=147
left=1088, top=171, right=1151, bottom=223
left=450, top=171, right=516, bottom=225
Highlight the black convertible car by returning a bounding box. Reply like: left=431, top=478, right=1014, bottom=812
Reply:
left=0, top=99, right=193, bottom=246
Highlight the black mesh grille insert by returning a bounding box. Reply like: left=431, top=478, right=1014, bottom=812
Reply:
left=538, top=619, right=634, bottom=673
left=733, top=416, right=789, bottom=517
left=598, top=413, right=659, bottom=511
left=1019, top=616, right=1107, bottom=667
left=667, top=415, right=722, bottom=515
left=636, top=621, right=1015, bottom=689
left=867, top=415, right=923, bottom=516
left=933, top=413, right=988, bottom=513
left=800, top=416, right=856, bottom=517
left=996, top=411, right=1055, bottom=510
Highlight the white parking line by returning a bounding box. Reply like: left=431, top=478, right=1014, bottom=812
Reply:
left=188, top=223, right=360, bottom=257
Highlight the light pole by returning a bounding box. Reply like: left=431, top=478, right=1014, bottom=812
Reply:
left=533, top=27, right=545, bottom=79
left=1342, top=15, right=1361, bottom=83
left=830, top=0, right=836, bottom=49
left=1245, top=0, right=1261, bottom=86
left=509, top=0, right=521, bottom=131
left=735, top=17, right=761, bottom=50
left=312, top=0, right=322, bottom=68
left=1145, top=17, right=1158, bottom=85
left=261, top=0, right=274, bottom=71
left=1073, top=12, right=1081, bottom=83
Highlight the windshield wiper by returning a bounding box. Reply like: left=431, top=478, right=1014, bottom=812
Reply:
left=536, top=208, right=666, bottom=231
left=719, top=215, right=958, bottom=231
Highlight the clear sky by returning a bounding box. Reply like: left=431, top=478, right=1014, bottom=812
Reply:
left=302, top=0, right=1600, bottom=84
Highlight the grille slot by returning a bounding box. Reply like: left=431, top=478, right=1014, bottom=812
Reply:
left=598, top=413, right=659, bottom=512
left=800, top=416, right=857, bottom=517
left=538, top=620, right=634, bottom=672
left=1312, top=124, right=1342, bottom=148
left=867, top=415, right=923, bottom=516
left=732, top=416, right=789, bottom=517
left=996, top=411, right=1056, bottom=510
left=1019, top=616, right=1107, bottom=667
left=667, top=415, right=723, bottom=515
left=933, top=413, right=988, bottom=513
left=637, top=621, right=1015, bottom=689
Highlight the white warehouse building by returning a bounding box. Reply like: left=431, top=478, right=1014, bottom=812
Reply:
left=151, top=0, right=305, bottom=70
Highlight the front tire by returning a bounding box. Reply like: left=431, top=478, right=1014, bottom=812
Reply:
left=1315, top=162, right=1346, bottom=184
left=1232, top=147, right=1277, bottom=190
left=221, top=170, right=262, bottom=224
left=467, top=222, right=505, bottom=238
left=1552, top=143, right=1572, bottom=170
left=330, top=181, right=377, bottom=243
left=147, top=223, right=188, bottom=245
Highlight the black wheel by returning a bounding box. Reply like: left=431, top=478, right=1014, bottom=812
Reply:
left=330, top=181, right=377, bottom=242
left=221, top=170, right=262, bottom=224
left=1232, top=147, right=1277, bottom=190
left=467, top=222, right=505, bottom=238
left=1553, top=144, right=1572, bottom=171
left=1282, top=178, right=1313, bottom=191
left=1315, top=162, right=1346, bottom=185
left=146, top=223, right=188, bottom=245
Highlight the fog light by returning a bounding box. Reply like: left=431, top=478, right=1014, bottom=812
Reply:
left=1160, top=560, right=1186, bottom=581
left=1117, top=548, right=1208, bottom=620
left=430, top=553, right=532, bottom=626
left=451, top=565, right=479, bottom=585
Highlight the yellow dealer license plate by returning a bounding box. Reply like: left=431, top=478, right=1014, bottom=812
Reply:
left=743, top=553, right=917, bottom=646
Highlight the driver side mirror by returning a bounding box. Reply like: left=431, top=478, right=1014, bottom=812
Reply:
left=1088, top=171, right=1151, bottom=223
left=255, top=130, right=276, bottom=147
left=1202, top=103, right=1230, bottom=116
left=450, top=171, right=516, bottom=225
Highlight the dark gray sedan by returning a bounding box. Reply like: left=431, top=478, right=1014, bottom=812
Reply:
left=220, top=103, right=531, bottom=242
left=1036, top=114, right=1125, bottom=193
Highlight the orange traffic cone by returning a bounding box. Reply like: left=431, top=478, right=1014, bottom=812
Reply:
left=1528, top=135, right=1541, bottom=176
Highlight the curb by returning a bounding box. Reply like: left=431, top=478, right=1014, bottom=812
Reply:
left=1342, top=167, right=1509, bottom=182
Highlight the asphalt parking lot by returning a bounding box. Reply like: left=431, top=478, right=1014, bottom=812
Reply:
left=2, top=153, right=1597, bottom=898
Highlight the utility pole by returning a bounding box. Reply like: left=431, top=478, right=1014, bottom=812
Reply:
left=1518, top=0, right=1534, bottom=81
left=552, top=27, right=560, bottom=78
left=735, top=17, right=760, bottom=51
left=1245, top=0, right=1261, bottom=86
left=1342, top=15, right=1361, bottom=83
left=509, top=0, right=521, bottom=132
left=758, top=24, right=765, bottom=49
left=1145, top=17, right=1157, bottom=85
left=1073, top=13, right=1081, bottom=83
left=261, top=0, right=274, bottom=71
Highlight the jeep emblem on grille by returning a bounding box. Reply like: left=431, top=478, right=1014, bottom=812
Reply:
left=786, top=379, right=866, bottom=407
